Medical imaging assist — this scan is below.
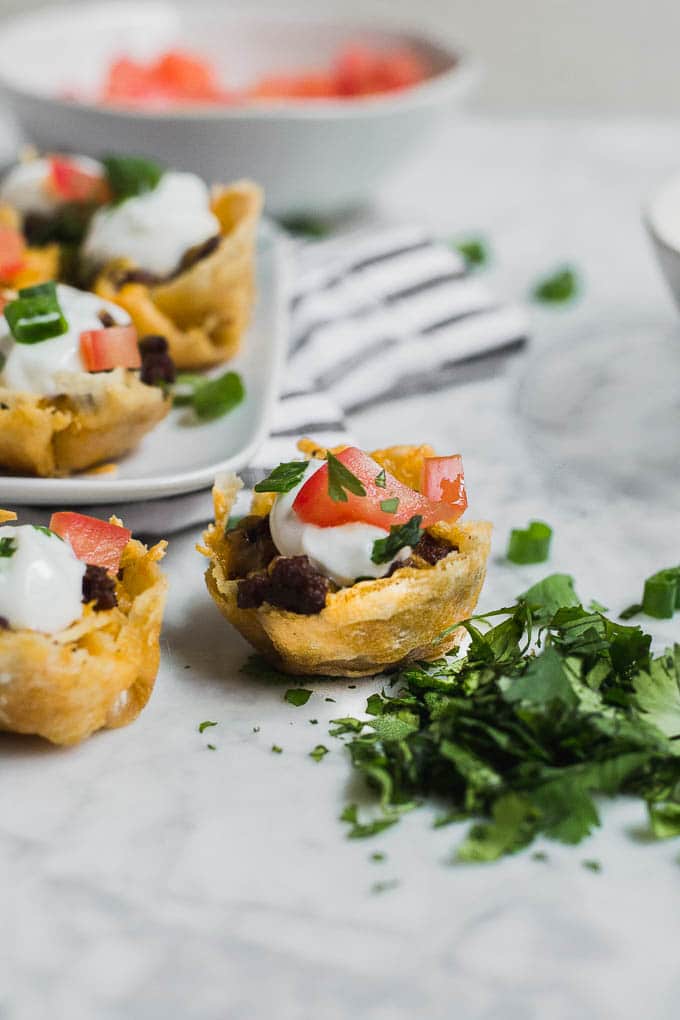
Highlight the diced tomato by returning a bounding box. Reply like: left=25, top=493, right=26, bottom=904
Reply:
left=421, top=455, right=467, bottom=517
left=248, top=72, right=336, bottom=100
left=374, top=50, right=427, bottom=92
left=333, top=44, right=380, bottom=96
left=48, top=157, right=110, bottom=204
left=152, top=50, right=227, bottom=101
left=49, top=512, right=131, bottom=573
left=80, top=325, right=141, bottom=372
left=292, top=447, right=464, bottom=529
left=103, top=57, right=153, bottom=101
left=0, top=226, right=26, bottom=282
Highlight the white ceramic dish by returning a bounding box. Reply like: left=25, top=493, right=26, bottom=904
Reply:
left=644, top=172, right=680, bottom=314
left=0, top=221, right=289, bottom=506
left=0, top=2, right=478, bottom=216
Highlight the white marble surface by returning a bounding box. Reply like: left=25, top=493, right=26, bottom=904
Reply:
left=2, top=115, right=680, bottom=1019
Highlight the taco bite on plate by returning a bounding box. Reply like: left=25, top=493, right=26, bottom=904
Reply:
left=0, top=153, right=262, bottom=370
left=201, top=440, right=492, bottom=678
left=0, top=280, right=174, bottom=476
left=0, top=509, right=167, bottom=745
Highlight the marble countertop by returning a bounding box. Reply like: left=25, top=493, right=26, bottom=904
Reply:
left=2, top=115, right=680, bottom=1020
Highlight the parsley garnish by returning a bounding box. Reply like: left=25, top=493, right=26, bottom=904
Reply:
left=0, top=537, right=16, bottom=558
left=278, top=213, right=332, bottom=238
left=375, top=468, right=387, bottom=488
left=285, top=688, right=312, bottom=707
left=380, top=498, right=399, bottom=514
left=254, top=461, right=308, bottom=494
left=532, top=266, right=578, bottom=304
left=310, top=745, right=329, bottom=762
left=271, top=745, right=283, bottom=754
left=454, top=237, right=488, bottom=267
left=32, top=525, right=61, bottom=539
left=206, top=744, right=217, bottom=751
left=506, top=520, right=552, bottom=564
left=327, top=451, right=366, bottom=502
left=198, top=720, right=218, bottom=733
left=582, top=859, right=602, bottom=873
left=371, top=515, right=423, bottom=565
left=334, top=573, right=680, bottom=861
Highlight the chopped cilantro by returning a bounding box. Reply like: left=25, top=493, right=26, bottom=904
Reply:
left=327, top=451, right=366, bottom=502
left=33, top=525, right=61, bottom=539
left=531, top=851, right=549, bottom=862
left=375, top=468, right=387, bottom=488
left=506, top=520, right=552, bottom=564
left=310, top=744, right=329, bottom=762
left=285, top=688, right=312, bottom=707
left=370, top=852, right=386, bottom=862
left=103, top=154, right=164, bottom=203
left=254, top=460, right=308, bottom=494
left=0, top=537, right=16, bottom=558
left=532, top=266, right=578, bottom=304
left=333, top=572, right=680, bottom=861
left=380, top=497, right=399, bottom=514
left=271, top=745, right=283, bottom=754
left=581, top=859, right=602, bottom=873
left=206, top=744, right=217, bottom=751
left=253, top=726, right=260, bottom=733
left=454, top=237, right=488, bottom=267
left=309, top=719, right=318, bottom=725
left=278, top=213, right=332, bottom=238
left=371, top=515, right=423, bottom=565
left=198, top=720, right=218, bottom=733
left=325, top=697, right=336, bottom=703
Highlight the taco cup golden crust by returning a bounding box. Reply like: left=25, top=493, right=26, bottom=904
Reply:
left=0, top=370, right=170, bottom=477
left=201, top=446, right=492, bottom=678
left=92, top=181, right=262, bottom=370
left=0, top=528, right=167, bottom=746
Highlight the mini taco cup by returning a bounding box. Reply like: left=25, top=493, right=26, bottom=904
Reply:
left=201, top=445, right=492, bottom=678
left=0, top=368, right=170, bottom=477
left=0, top=519, right=168, bottom=746
left=92, top=181, right=262, bottom=370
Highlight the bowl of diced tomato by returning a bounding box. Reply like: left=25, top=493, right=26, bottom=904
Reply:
left=0, top=1, right=478, bottom=215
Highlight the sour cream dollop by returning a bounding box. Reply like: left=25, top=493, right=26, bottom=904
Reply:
left=82, top=171, right=220, bottom=276
left=0, top=156, right=103, bottom=216
left=269, top=460, right=412, bottom=587
left=0, top=525, right=85, bottom=633
left=0, top=284, right=130, bottom=395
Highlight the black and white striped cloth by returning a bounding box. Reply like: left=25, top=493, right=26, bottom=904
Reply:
left=238, top=224, right=527, bottom=492
left=16, top=225, right=529, bottom=533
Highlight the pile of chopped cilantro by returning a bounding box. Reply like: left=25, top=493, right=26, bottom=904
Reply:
left=335, top=573, right=680, bottom=861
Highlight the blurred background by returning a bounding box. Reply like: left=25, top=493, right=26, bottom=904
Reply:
left=2, top=0, right=680, bottom=112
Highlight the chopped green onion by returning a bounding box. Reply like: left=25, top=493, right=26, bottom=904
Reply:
left=102, top=155, right=164, bottom=204
left=642, top=571, right=679, bottom=619
left=506, top=521, right=553, bottom=564
left=4, top=281, right=68, bottom=343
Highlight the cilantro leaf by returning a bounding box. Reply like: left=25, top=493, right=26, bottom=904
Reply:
left=326, top=451, right=366, bottom=502
left=0, top=537, right=16, bottom=558
left=522, top=573, right=580, bottom=618
left=254, top=461, right=308, bottom=494
left=371, top=515, right=423, bottom=565
left=198, top=720, right=218, bottom=733
left=309, top=744, right=329, bottom=762
left=633, top=646, right=680, bottom=740
left=285, top=688, right=313, bottom=707
left=647, top=801, right=680, bottom=839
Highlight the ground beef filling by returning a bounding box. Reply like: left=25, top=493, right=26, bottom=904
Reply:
left=138, top=335, right=176, bottom=387
left=228, top=514, right=458, bottom=616
left=82, top=565, right=118, bottom=612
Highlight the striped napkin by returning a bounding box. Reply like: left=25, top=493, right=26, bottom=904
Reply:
left=17, top=225, right=528, bottom=534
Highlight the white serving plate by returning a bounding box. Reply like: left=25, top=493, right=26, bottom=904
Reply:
left=0, top=2, right=478, bottom=215
left=0, top=221, right=289, bottom=505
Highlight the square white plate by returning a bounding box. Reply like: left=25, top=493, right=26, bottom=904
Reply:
left=0, top=221, right=289, bottom=506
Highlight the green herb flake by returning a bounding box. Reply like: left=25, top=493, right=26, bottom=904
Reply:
left=309, top=744, right=329, bottom=762
left=532, top=266, right=578, bottom=304
left=278, top=213, right=332, bottom=239
left=329, top=717, right=365, bottom=737
left=581, top=859, right=602, bottom=873
left=375, top=468, right=387, bottom=488
left=648, top=801, right=680, bottom=839
left=370, top=852, right=386, bottom=862
left=271, top=745, right=283, bottom=754
left=340, top=804, right=399, bottom=840
left=309, top=719, right=318, bottom=725
left=371, top=879, right=399, bottom=894
left=531, top=851, right=549, bottom=862
left=206, top=744, right=217, bottom=751
left=326, top=451, right=366, bottom=503
left=198, top=720, right=218, bottom=733
left=285, top=688, right=313, bottom=707
left=103, top=155, right=164, bottom=203
left=506, top=520, right=553, bottom=564
left=253, top=461, right=308, bottom=494
left=454, top=237, right=488, bottom=267
left=0, top=537, right=16, bottom=558
left=380, top=497, right=399, bottom=514
left=371, top=515, right=423, bottom=565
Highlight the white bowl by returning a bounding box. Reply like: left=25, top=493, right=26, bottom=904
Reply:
left=0, top=1, right=478, bottom=216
